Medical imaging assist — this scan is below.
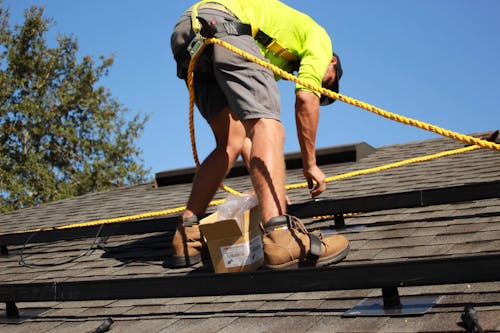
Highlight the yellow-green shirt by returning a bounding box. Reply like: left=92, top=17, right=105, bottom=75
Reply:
left=192, top=0, right=332, bottom=96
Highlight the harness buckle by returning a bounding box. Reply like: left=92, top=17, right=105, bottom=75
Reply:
left=187, top=33, right=206, bottom=58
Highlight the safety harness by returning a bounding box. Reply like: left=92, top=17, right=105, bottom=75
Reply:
left=190, top=2, right=300, bottom=65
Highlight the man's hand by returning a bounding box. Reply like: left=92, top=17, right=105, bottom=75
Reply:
left=303, top=164, right=326, bottom=198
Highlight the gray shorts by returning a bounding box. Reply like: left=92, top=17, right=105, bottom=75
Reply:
left=170, top=8, right=280, bottom=122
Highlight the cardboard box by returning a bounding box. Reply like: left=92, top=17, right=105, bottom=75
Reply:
left=199, top=207, right=264, bottom=273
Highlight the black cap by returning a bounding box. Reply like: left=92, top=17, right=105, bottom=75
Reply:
left=320, top=52, right=343, bottom=106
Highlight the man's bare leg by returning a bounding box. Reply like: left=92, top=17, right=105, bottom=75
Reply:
left=243, top=118, right=287, bottom=222
left=183, top=107, right=246, bottom=218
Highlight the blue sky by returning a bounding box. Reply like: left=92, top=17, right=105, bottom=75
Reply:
left=4, top=1, right=500, bottom=177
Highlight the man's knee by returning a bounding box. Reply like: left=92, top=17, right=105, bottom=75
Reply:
left=243, top=118, right=284, bottom=141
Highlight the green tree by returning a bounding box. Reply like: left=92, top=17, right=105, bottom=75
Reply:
left=0, top=4, right=150, bottom=213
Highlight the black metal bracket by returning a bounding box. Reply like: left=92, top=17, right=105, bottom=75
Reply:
left=382, top=286, right=401, bottom=308
left=329, top=213, right=366, bottom=232
left=5, top=301, right=19, bottom=318
left=0, top=245, right=7, bottom=255
left=333, top=213, right=345, bottom=228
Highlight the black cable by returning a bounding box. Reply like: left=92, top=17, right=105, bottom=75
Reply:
left=18, top=223, right=106, bottom=268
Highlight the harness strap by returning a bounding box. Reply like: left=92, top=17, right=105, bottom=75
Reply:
left=197, top=17, right=252, bottom=40
left=254, top=30, right=299, bottom=63
left=191, top=2, right=299, bottom=64
left=191, top=3, right=202, bottom=33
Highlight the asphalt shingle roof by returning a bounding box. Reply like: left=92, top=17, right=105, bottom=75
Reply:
left=1, top=133, right=499, bottom=332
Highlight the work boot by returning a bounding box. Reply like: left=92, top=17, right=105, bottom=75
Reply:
left=170, top=215, right=203, bottom=267
left=262, top=215, right=350, bottom=270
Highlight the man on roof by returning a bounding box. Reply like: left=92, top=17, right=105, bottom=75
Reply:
left=169, top=0, right=350, bottom=269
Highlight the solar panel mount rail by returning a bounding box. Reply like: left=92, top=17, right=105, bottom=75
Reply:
left=1, top=253, right=500, bottom=319
left=0, top=180, right=499, bottom=248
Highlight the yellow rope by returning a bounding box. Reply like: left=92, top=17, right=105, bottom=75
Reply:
left=287, top=145, right=480, bottom=190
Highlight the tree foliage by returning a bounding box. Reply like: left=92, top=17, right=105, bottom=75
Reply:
left=0, top=4, right=150, bottom=213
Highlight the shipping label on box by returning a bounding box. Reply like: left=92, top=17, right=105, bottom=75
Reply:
left=220, top=234, right=263, bottom=268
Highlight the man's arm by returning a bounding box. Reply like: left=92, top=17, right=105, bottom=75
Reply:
left=295, top=90, right=326, bottom=198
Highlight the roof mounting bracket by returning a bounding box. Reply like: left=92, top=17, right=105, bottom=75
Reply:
left=343, top=286, right=441, bottom=317
left=5, top=301, right=18, bottom=318
left=329, top=214, right=366, bottom=232
left=333, top=213, right=345, bottom=228
left=0, top=302, right=50, bottom=324
left=382, top=286, right=401, bottom=308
